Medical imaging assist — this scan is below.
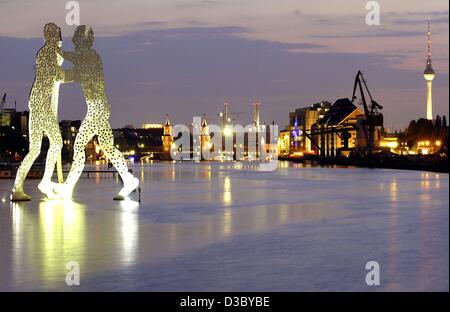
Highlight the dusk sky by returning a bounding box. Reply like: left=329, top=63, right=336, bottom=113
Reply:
left=0, top=0, right=448, bottom=129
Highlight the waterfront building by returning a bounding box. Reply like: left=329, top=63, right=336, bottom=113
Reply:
left=59, top=119, right=101, bottom=163
left=59, top=120, right=81, bottom=162
left=200, top=113, right=211, bottom=159
left=379, top=132, right=400, bottom=154
left=286, top=101, right=331, bottom=155
left=162, top=114, right=174, bottom=160
left=416, top=140, right=442, bottom=155
left=278, top=129, right=291, bottom=156
left=0, top=108, right=29, bottom=161
left=312, top=98, right=371, bottom=157
left=114, top=125, right=164, bottom=160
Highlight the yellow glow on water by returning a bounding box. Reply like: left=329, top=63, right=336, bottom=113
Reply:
left=223, top=208, right=232, bottom=237
left=222, top=176, right=233, bottom=236
left=11, top=203, right=25, bottom=282
left=38, top=199, right=86, bottom=285
left=278, top=204, right=289, bottom=224
left=435, top=174, right=441, bottom=189
left=141, top=167, right=145, bottom=182
left=420, top=172, right=431, bottom=190
left=223, top=176, right=232, bottom=205
left=119, top=199, right=139, bottom=266
left=390, top=178, right=398, bottom=202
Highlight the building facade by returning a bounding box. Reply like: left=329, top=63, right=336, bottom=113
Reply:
left=285, top=101, right=331, bottom=155
left=162, top=114, right=174, bottom=160
left=0, top=109, right=29, bottom=161
left=313, top=98, right=373, bottom=157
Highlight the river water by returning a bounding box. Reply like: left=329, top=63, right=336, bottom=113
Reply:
left=0, top=162, right=448, bottom=291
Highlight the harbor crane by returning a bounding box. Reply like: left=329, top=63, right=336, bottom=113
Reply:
left=351, top=71, right=383, bottom=155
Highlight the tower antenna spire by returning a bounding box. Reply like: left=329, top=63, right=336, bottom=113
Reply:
left=427, top=18, right=432, bottom=64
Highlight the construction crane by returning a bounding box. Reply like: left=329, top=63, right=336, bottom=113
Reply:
left=0, top=93, right=6, bottom=117
left=351, top=71, right=383, bottom=155
left=216, top=102, right=247, bottom=125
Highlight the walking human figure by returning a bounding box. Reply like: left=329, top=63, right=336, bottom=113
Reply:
left=11, top=23, right=68, bottom=201
left=54, top=25, right=139, bottom=200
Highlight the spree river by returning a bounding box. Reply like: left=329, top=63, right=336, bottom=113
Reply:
left=0, top=162, right=448, bottom=291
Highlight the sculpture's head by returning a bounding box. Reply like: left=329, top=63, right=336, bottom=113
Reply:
left=72, top=25, right=94, bottom=52
left=43, top=22, right=62, bottom=46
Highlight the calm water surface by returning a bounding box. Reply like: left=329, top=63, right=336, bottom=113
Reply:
left=0, top=162, right=448, bottom=291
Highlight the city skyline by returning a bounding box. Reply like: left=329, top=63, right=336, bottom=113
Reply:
left=0, top=0, right=448, bottom=129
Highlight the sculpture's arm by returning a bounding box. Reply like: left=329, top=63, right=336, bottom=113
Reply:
left=61, top=68, right=79, bottom=83
left=49, top=48, right=65, bottom=115
left=61, top=50, right=79, bottom=64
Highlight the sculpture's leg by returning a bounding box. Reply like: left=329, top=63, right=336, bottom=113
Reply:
left=11, top=116, right=43, bottom=201
left=97, top=118, right=139, bottom=200
left=64, top=117, right=96, bottom=190
left=57, top=154, right=63, bottom=183
left=51, top=81, right=63, bottom=183
left=38, top=121, right=63, bottom=198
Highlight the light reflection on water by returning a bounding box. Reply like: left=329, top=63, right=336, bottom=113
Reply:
left=39, top=200, right=86, bottom=287
left=0, top=162, right=448, bottom=291
left=10, top=200, right=87, bottom=289
left=7, top=198, right=141, bottom=289
left=118, top=199, right=139, bottom=266
left=386, top=177, right=400, bottom=290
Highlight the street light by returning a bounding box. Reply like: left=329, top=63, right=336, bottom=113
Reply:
left=223, top=126, right=233, bottom=137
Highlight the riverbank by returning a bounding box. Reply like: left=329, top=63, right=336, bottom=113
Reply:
left=279, top=155, right=449, bottom=173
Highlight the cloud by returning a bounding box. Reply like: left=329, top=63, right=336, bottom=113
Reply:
left=138, top=21, right=167, bottom=27
left=315, top=29, right=424, bottom=39
left=282, top=42, right=328, bottom=53
left=297, top=13, right=361, bottom=27
left=388, top=11, right=449, bottom=26
left=174, top=0, right=221, bottom=8
left=186, top=20, right=208, bottom=26
left=389, top=10, right=449, bottom=18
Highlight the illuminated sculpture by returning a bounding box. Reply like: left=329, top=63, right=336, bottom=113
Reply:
left=11, top=23, right=68, bottom=201
left=53, top=25, right=139, bottom=200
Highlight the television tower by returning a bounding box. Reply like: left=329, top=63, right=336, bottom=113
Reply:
left=423, top=18, right=435, bottom=121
